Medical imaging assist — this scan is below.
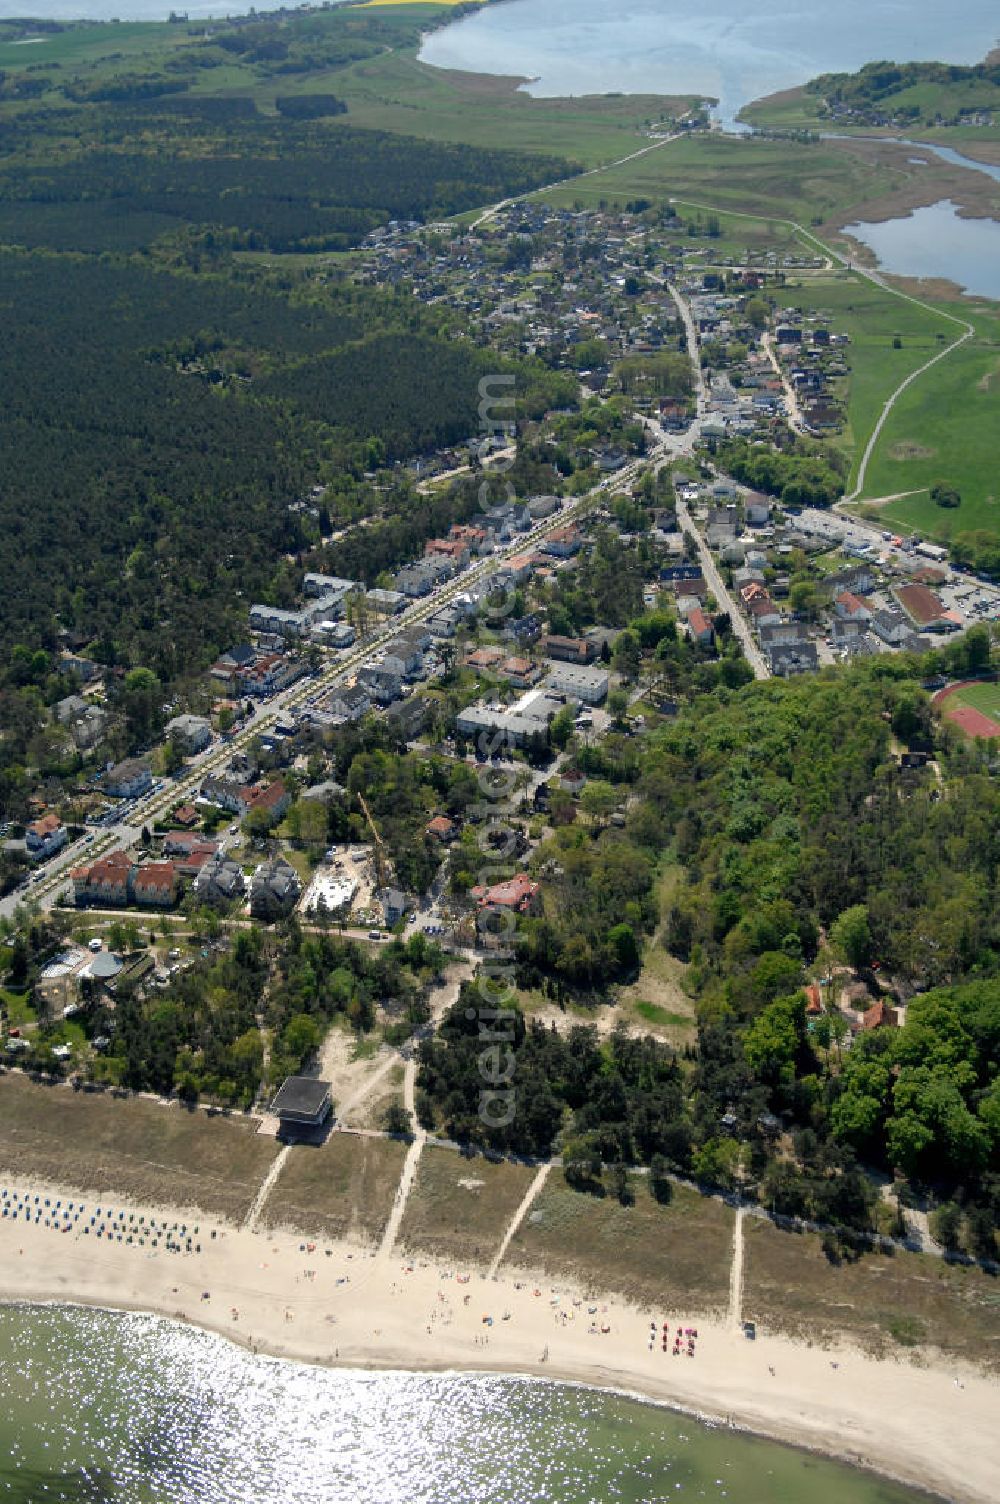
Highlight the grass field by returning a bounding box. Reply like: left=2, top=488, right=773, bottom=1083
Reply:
left=744, top=1219, right=1000, bottom=1373
left=0, top=21, right=189, bottom=74
left=774, top=273, right=957, bottom=473
left=506, top=1177, right=734, bottom=1314
left=953, top=681, right=1000, bottom=719
left=859, top=302, right=1000, bottom=532
left=0, top=1074, right=279, bottom=1222
left=262, top=1132, right=406, bottom=1245
left=537, top=132, right=905, bottom=227
left=329, top=49, right=691, bottom=165
left=398, top=1146, right=536, bottom=1265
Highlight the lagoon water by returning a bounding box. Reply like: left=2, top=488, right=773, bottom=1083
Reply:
left=844, top=200, right=1000, bottom=299
left=0, top=1304, right=931, bottom=1504
left=421, top=0, right=999, bottom=130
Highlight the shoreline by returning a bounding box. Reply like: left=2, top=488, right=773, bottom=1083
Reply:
left=1, top=1177, right=997, bottom=1503
left=0, top=1296, right=951, bottom=1504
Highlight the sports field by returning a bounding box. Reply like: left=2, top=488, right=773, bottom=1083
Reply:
left=933, top=680, right=1000, bottom=739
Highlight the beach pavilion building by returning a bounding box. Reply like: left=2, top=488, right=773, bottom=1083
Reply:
left=270, top=1077, right=333, bottom=1140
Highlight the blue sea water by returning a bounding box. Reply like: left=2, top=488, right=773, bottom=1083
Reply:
left=420, top=0, right=999, bottom=130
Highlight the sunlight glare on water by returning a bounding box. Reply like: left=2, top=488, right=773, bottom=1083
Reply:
left=0, top=1306, right=931, bottom=1504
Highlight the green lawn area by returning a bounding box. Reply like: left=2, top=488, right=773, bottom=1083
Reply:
left=860, top=303, right=1000, bottom=536
left=329, top=49, right=692, bottom=166
left=0, top=989, right=35, bottom=1028
left=951, top=681, right=1000, bottom=720
left=775, top=272, right=956, bottom=476
left=0, top=20, right=188, bottom=73
left=538, top=132, right=903, bottom=228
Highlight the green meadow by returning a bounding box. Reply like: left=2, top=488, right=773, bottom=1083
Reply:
left=860, top=301, right=1000, bottom=534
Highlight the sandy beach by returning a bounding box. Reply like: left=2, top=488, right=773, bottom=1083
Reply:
left=1, top=1175, right=996, bottom=1504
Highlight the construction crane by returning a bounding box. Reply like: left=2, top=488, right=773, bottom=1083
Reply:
left=356, top=790, right=389, bottom=894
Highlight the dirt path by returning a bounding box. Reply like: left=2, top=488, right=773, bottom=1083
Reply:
left=243, top=1143, right=292, bottom=1232
left=728, top=1203, right=746, bottom=1331
left=488, top=1161, right=551, bottom=1279
left=376, top=1055, right=424, bottom=1261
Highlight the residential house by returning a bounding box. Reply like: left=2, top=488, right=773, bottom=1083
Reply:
left=835, top=591, right=872, bottom=624
left=560, top=768, right=587, bottom=797
left=358, top=664, right=402, bottom=705
left=365, top=588, right=408, bottom=617
left=862, top=999, right=898, bottom=1031
left=71, top=851, right=178, bottom=909
left=872, top=608, right=911, bottom=646
left=766, top=641, right=818, bottom=677
left=686, top=607, right=714, bottom=646
left=162, top=830, right=219, bottom=860
left=471, top=872, right=541, bottom=915
left=395, top=557, right=452, bottom=598
left=130, top=862, right=178, bottom=908
left=103, top=759, right=152, bottom=799
left=385, top=695, right=430, bottom=742
left=426, top=815, right=457, bottom=842
left=327, top=685, right=371, bottom=723
left=166, top=714, right=212, bottom=755
left=25, top=813, right=68, bottom=862
left=71, top=850, right=133, bottom=908
left=193, top=855, right=247, bottom=908
left=758, top=621, right=803, bottom=649
left=383, top=636, right=424, bottom=680
left=499, top=656, right=541, bottom=689
left=250, top=858, right=302, bottom=920
left=200, top=776, right=289, bottom=822
left=503, top=614, right=543, bottom=646
left=466, top=646, right=505, bottom=672
left=425, top=538, right=471, bottom=570
left=383, top=888, right=412, bottom=926
left=546, top=664, right=609, bottom=704
left=744, top=494, right=771, bottom=527
left=825, top=565, right=876, bottom=598
left=540, top=635, right=596, bottom=665
left=745, top=593, right=782, bottom=630
left=541, top=526, right=583, bottom=559
left=662, top=573, right=707, bottom=599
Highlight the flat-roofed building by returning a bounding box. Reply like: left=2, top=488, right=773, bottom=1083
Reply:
left=270, top=1076, right=333, bottom=1138
left=545, top=663, right=609, bottom=705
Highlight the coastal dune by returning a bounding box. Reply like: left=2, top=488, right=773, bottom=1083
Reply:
left=1, top=1177, right=997, bottom=1503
